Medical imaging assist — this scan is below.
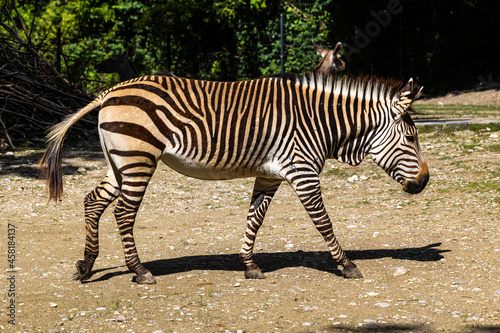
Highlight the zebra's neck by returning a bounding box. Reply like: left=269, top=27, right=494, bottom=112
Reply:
left=292, top=74, right=399, bottom=167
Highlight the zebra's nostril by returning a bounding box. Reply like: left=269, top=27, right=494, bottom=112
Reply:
left=404, top=172, right=429, bottom=195
left=406, top=181, right=422, bottom=194
left=421, top=173, right=429, bottom=189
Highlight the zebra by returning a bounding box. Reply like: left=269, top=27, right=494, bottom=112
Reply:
left=95, top=45, right=139, bottom=81
left=39, top=73, right=429, bottom=284
left=262, top=41, right=345, bottom=79
left=95, top=45, right=176, bottom=82
left=312, top=41, right=345, bottom=76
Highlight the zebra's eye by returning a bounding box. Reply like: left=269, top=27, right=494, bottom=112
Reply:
left=405, top=135, right=415, bottom=143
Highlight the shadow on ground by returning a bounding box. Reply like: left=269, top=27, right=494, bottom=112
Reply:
left=84, top=243, right=449, bottom=283
left=316, top=323, right=426, bottom=332
left=311, top=323, right=500, bottom=333
left=0, top=143, right=103, bottom=178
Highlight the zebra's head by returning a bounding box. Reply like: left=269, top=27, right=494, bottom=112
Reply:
left=313, top=41, right=345, bottom=76
left=370, top=78, right=429, bottom=195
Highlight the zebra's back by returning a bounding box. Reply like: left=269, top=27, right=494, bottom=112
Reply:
left=98, top=76, right=295, bottom=180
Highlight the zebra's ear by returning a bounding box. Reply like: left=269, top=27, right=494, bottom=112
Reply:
left=124, top=45, right=136, bottom=58
left=332, top=42, right=343, bottom=55
left=394, top=78, right=423, bottom=114
left=312, top=41, right=325, bottom=57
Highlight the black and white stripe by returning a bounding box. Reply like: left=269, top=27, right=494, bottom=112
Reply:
left=39, top=73, right=428, bottom=283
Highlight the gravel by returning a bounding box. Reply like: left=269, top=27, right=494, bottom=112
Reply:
left=0, top=125, right=499, bottom=331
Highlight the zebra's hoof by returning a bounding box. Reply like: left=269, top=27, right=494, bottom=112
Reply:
left=75, top=260, right=93, bottom=281
left=245, top=267, right=265, bottom=279
left=136, top=271, right=157, bottom=284
left=343, top=266, right=363, bottom=279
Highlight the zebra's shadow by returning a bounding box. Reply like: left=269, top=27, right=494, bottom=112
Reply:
left=86, top=242, right=449, bottom=282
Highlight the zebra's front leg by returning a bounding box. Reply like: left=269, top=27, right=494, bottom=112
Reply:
left=240, top=177, right=281, bottom=279
left=76, top=177, right=119, bottom=281
left=287, top=174, right=363, bottom=279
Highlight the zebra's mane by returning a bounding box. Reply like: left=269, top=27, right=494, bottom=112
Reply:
left=290, top=72, right=404, bottom=102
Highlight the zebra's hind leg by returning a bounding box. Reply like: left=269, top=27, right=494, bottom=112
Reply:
left=75, top=175, right=120, bottom=281
left=240, top=177, right=281, bottom=279
left=114, top=173, right=157, bottom=284
left=287, top=174, right=363, bottom=279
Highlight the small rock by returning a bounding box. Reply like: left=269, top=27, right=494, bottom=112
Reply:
left=302, top=322, right=314, bottom=326
left=49, top=303, right=58, bottom=308
left=304, top=305, right=318, bottom=311
left=77, top=167, right=86, bottom=173
left=489, top=133, right=499, bottom=138
left=393, top=267, right=408, bottom=276
left=365, top=323, right=379, bottom=329
left=366, top=292, right=380, bottom=297
left=375, top=302, right=390, bottom=308
left=96, top=307, right=106, bottom=311
left=347, top=175, right=359, bottom=183
left=186, top=239, right=197, bottom=245
left=5, top=152, right=14, bottom=156
left=116, top=314, right=126, bottom=322
left=360, top=175, right=368, bottom=181
left=284, top=243, right=294, bottom=249
left=234, top=282, right=240, bottom=287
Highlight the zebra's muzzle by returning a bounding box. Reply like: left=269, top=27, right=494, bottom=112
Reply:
left=402, top=161, right=429, bottom=195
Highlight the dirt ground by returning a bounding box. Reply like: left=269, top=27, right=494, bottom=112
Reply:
left=414, top=88, right=500, bottom=106
left=0, top=90, right=499, bottom=332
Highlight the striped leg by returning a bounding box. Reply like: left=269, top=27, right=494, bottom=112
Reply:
left=287, top=174, right=363, bottom=278
left=114, top=172, right=156, bottom=284
left=75, top=174, right=120, bottom=281
left=240, top=177, right=281, bottom=279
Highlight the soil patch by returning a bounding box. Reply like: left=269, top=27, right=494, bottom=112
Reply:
left=1, top=89, right=499, bottom=332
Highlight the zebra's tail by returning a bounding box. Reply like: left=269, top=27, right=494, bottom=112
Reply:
left=38, top=97, right=103, bottom=202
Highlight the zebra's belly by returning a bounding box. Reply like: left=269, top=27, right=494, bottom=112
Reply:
left=160, top=152, right=282, bottom=181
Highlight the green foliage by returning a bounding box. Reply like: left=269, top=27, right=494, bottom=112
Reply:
left=235, top=1, right=331, bottom=79
left=2, top=0, right=497, bottom=93
left=2, top=0, right=336, bottom=89
left=281, top=1, right=331, bottom=72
